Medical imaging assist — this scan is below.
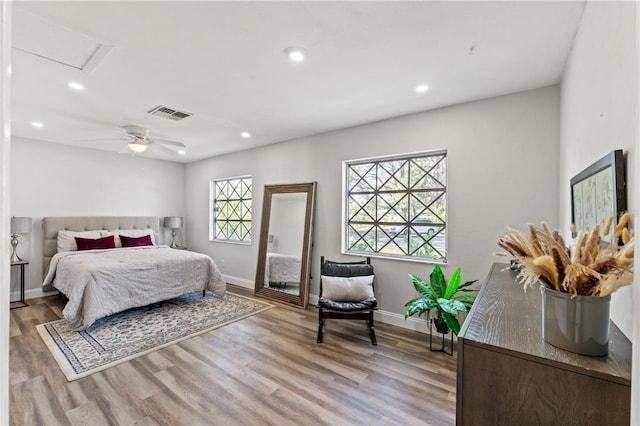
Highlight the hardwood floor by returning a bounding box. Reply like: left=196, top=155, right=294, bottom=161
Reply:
left=9, top=286, right=457, bottom=426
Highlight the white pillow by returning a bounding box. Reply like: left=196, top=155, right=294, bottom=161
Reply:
left=57, top=230, right=105, bottom=252
left=321, top=275, right=375, bottom=302
left=109, top=229, right=156, bottom=248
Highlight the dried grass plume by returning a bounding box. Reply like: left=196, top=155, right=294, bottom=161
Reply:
left=497, top=214, right=633, bottom=297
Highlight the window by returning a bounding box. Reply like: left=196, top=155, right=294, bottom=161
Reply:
left=210, top=176, right=252, bottom=243
left=343, top=150, right=447, bottom=263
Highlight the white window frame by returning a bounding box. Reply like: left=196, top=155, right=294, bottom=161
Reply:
left=342, top=150, right=447, bottom=263
left=209, top=175, right=252, bottom=244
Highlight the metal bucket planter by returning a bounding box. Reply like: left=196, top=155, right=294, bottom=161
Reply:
left=541, top=287, right=611, bottom=356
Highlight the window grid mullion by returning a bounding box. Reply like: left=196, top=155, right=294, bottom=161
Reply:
left=344, top=151, right=446, bottom=263
left=212, top=176, right=252, bottom=243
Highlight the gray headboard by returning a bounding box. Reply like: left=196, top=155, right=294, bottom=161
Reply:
left=42, top=216, right=160, bottom=285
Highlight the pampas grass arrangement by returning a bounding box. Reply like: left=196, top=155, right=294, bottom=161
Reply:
left=496, top=213, right=633, bottom=297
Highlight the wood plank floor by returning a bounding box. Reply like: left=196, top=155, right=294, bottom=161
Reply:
left=9, top=286, right=457, bottom=426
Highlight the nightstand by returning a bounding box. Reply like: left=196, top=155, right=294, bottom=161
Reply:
left=10, top=259, right=29, bottom=309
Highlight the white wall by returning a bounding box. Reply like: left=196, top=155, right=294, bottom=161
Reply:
left=10, top=137, right=187, bottom=298
left=558, top=0, right=638, bottom=419
left=186, top=86, right=560, bottom=324
left=1, top=1, right=12, bottom=423
left=559, top=1, right=636, bottom=339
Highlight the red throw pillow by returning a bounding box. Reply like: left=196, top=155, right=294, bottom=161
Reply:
left=120, top=234, right=153, bottom=247
left=75, top=235, right=116, bottom=251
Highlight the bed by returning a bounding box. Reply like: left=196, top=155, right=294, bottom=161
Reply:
left=41, top=216, right=226, bottom=330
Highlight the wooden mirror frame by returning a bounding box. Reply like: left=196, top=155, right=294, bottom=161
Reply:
left=254, top=182, right=317, bottom=308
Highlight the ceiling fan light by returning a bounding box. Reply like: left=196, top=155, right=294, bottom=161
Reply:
left=128, top=141, right=148, bottom=153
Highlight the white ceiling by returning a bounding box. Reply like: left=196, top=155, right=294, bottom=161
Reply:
left=10, top=1, right=585, bottom=163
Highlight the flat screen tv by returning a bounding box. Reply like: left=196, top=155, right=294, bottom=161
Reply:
left=570, top=150, right=626, bottom=243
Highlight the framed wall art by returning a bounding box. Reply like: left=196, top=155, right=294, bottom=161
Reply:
left=570, top=150, right=626, bottom=243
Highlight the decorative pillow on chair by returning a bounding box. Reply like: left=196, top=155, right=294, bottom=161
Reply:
left=57, top=230, right=104, bottom=252
left=321, top=275, right=375, bottom=302
left=120, top=234, right=153, bottom=247
left=75, top=235, right=116, bottom=251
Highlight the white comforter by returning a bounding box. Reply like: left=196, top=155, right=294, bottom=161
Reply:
left=264, top=253, right=302, bottom=284
left=43, top=245, right=226, bottom=330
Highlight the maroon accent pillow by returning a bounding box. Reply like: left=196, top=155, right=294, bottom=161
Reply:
left=120, top=234, right=153, bottom=247
left=75, top=235, right=116, bottom=251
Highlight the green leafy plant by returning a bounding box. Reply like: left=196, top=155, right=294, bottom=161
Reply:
left=404, top=264, right=477, bottom=335
left=408, top=239, right=436, bottom=258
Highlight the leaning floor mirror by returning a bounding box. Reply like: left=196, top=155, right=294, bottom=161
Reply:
left=254, top=182, right=317, bottom=308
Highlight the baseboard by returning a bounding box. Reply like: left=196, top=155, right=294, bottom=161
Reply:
left=12, top=287, right=58, bottom=302
left=374, top=310, right=430, bottom=333
left=226, top=280, right=322, bottom=305
left=223, top=274, right=254, bottom=289
left=309, top=293, right=318, bottom=306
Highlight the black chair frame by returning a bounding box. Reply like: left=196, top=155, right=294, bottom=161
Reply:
left=317, top=256, right=377, bottom=345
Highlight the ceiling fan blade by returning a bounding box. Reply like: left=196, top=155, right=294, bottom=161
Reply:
left=149, top=138, right=186, bottom=148
left=78, top=137, right=131, bottom=142
left=118, top=144, right=133, bottom=154
left=150, top=143, right=179, bottom=156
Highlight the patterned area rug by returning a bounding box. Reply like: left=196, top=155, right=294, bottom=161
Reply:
left=37, top=292, right=273, bottom=381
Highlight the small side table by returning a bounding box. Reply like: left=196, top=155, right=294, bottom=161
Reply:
left=10, top=259, right=29, bottom=309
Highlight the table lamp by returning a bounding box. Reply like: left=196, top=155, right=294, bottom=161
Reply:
left=10, top=217, right=32, bottom=262
left=163, top=216, right=183, bottom=248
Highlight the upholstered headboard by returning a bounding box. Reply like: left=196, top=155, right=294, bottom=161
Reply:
left=42, top=216, right=161, bottom=286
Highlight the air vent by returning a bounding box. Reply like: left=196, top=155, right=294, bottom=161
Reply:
left=147, top=106, right=192, bottom=121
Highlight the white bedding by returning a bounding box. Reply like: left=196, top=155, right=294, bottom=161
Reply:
left=264, top=253, right=302, bottom=284
left=43, top=245, right=226, bottom=330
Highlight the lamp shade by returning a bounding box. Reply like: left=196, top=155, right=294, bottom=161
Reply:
left=163, top=216, right=183, bottom=229
left=11, top=217, right=32, bottom=234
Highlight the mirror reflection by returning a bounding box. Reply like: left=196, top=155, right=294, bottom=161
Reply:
left=264, top=193, right=307, bottom=296
left=255, top=182, right=316, bottom=308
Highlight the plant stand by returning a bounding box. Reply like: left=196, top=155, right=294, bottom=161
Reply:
left=429, top=319, right=453, bottom=356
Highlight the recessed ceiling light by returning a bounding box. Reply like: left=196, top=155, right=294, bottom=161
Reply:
left=416, top=84, right=429, bottom=94
left=284, top=46, right=306, bottom=63
left=241, top=131, right=251, bottom=139
left=68, top=81, right=85, bottom=91
left=178, top=150, right=186, bottom=155
left=31, top=122, right=44, bottom=128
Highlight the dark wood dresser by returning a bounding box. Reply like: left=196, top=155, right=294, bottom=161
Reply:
left=456, top=263, right=632, bottom=425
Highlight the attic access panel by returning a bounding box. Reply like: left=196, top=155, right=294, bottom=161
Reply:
left=12, top=7, right=112, bottom=72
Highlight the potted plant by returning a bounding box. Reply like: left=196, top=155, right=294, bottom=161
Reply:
left=404, top=264, right=477, bottom=335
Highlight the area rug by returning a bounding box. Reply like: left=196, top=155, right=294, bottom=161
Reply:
left=37, top=292, right=274, bottom=381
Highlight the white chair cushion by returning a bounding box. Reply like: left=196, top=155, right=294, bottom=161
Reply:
left=321, top=275, right=374, bottom=302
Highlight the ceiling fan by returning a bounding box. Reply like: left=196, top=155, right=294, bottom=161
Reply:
left=84, top=125, right=186, bottom=155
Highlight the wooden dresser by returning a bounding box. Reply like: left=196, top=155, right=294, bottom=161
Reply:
left=456, top=263, right=632, bottom=425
